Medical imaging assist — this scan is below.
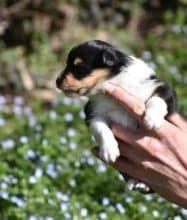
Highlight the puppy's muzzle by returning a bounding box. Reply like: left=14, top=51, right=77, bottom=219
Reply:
left=56, top=76, right=63, bottom=90
left=56, top=68, right=67, bottom=89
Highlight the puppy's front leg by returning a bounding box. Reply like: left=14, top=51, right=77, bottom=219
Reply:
left=144, top=96, right=168, bottom=130
left=89, top=117, right=120, bottom=163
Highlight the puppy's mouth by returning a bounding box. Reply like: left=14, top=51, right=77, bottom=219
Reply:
left=62, top=87, right=89, bottom=97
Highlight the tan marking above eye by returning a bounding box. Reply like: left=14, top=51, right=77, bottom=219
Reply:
left=74, top=57, right=83, bottom=65
left=62, top=68, right=110, bottom=90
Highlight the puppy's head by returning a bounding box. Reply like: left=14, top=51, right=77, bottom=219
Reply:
left=56, top=40, right=127, bottom=97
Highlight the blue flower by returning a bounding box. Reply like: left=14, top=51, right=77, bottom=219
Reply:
left=99, top=212, right=107, bottom=219
left=0, top=95, right=6, bottom=105
left=24, top=149, right=36, bottom=160
left=67, top=128, right=76, bottom=137
left=116, top=202, right=126, bottom=214
left=102, top=197, right=109, bottom=206
left=14, top=96, right=24, bottom=105
left=28, top=116, right=37, bottom=127
left=1, top=181, right=8, bottom=189
left=60, top=202, right=69, bottom=211
left=63, top=97, right=72, bottom=106
left=96, top=163, right=107, bottom=173
left=49, top=111, right=57, bottom=120
left=59, top=136, right=67, bottom=144
left=29, top=176, right=37, bottom=184
left=80, top=208, right=88, bottom=217
left=152, top=210, right=160, bottom=218
left=139, top=204, right=147, bottom=213
left=46, top=163, right=58, bottom=178
left=13, top=105, right=22, bottom=116
left=0, top=117, right=5, bottom=126
left=79, top=110, right=85, bottom=119
left=64, top=212, right=71, bottom=219
left=64, top=112, right=74, bottom=122
left=35, top=167, right=43, bottom=178
left=69, top=142, right=77, bottom=150
left=1, top=139, right=15, bottom=149
left=20, top=136, right=28, bottom=144
left=125, top=195, right=133, bottom=203
left=0, top=191, right=9, bottom=199
left=171, top=24, right=181, bottom=33
left=11, top=196, right=26, bottom=207
left=142, top=51, right=152, bottom=60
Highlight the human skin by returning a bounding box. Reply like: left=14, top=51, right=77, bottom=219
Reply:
left=92, top=83, right=187, bottom=208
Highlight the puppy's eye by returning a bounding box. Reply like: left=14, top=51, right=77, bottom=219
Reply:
left=74, top=65, right=89, bottom=78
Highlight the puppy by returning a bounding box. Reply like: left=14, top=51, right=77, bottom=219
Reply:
left=56, top=40, right=177, bottom=193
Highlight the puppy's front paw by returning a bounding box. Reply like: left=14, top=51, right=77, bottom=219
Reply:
left=99, top=139, right=120, bottom=163
left=144, top=109, right=164, bottom=130
left=126, top=178, right=152, bottom=193
left=144, top=96, right=167, bottom=130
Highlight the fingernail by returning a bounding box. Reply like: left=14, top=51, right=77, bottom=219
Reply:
left=103, top=83, right=114, bottom=93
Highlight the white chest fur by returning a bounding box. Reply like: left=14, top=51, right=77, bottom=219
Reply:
left=91, top=94, right=137, bottom=130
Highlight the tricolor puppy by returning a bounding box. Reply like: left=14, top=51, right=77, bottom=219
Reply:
left=56, top=40, right=177, bottom=193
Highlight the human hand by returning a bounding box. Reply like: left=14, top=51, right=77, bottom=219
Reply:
left=92, top=83, right=187, bottom=208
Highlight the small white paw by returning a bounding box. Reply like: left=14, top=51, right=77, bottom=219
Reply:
left=144, top=96, right=167, bottom=130
left=99, top=139, right=120, bottom=163
left=144, top=110, right=164, bottom=130
left=127, top=179, right=151, bottom=193
left=134, top=182, right=151, bottom=193
left=126, top=178, right=138, bottom=191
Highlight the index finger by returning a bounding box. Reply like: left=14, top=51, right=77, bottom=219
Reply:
left=103, top=83, right=145, bottom=120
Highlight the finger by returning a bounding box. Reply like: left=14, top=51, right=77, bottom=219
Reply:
left=92, top=148, right=186, bottom=207
left=113, top=156, right=176, bottom=189
left=111, top=123, right=144, bottom=144
left=117, top=140, right=150, bottom=162
left=111, top=156, right=163, bottom=187
left=112, top=123, right=158, bottom=152
left=92, top=147, right=178, bottom=202
left=92, top=146, right=146, bottom=179
left=92, top=145, right=159, bottom=182
left=103, top=83, right=145, bottom=120
left=150, top=184, right=187, bottom=208
left=151, top=119, right=178, bottom=138
left=167, top=112, right=187, bottom=132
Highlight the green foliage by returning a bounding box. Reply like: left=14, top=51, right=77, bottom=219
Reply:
left=0, top=1, right=187, bottom=220
left=0, top=94, right=187, bottom=219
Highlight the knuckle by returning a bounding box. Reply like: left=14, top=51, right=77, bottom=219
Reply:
left=170, top=130, right=179, bottom=142
left=139, top=137, right=161, bottom=157
left=141, top=160, right=153, bottom=170
left=132, top=103, right=145, bottom=117
left=139, top=136, right=153, bottom=147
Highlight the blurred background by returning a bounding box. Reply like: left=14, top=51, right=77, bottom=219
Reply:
left=0, top=0, right=187, bottom=219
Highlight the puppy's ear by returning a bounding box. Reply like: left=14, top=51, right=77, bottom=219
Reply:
left=102, top=50, right=118, bottom=66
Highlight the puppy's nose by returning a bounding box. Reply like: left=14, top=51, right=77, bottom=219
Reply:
left=56, top=76, right=62, bottom=89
